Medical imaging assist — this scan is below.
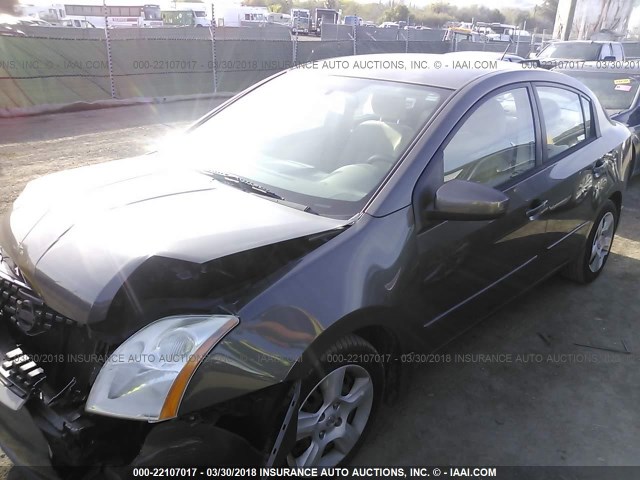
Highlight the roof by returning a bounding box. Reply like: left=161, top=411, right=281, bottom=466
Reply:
left=295, top=53, right=525, bottom=90
left=546, top=40, right=619, bottom=44
left=444, top=51, right=524, bottom=61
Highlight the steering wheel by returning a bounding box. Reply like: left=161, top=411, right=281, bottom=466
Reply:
left=462, top=151, right=515, bottom=184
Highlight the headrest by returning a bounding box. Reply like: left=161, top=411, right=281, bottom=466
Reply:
left=540, top=97, right=561, bottom=121
left=371, top=92, right=406, bottom=121
left=465, top=98, right=507, bottom=135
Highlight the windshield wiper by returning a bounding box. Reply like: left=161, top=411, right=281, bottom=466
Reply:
left=205, top=170, right=284, bottom=199
left=204, top=170, right=318, bottom=214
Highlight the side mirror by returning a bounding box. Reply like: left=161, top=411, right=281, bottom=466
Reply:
left=602, top=56, right=616, bottom=62
left=425, top=180, right=509, bottom=221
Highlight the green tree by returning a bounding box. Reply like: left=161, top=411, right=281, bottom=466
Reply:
left=383, top=4, right=410, bottom=22
left=429, top=2, right=456, bottom=16
left=534, top=0, right=559, bottom=30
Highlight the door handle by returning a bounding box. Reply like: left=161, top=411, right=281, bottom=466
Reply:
left=526, top=200, right=550, bottom=219
left=593, top=159, right=608, bottom=178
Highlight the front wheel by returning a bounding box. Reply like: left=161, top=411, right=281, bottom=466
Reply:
left=287, top=335, right=384, bottom=467
left=562, top=199, right=619, bottom=283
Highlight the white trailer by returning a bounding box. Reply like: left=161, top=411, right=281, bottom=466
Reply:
left=217, top=6, right=267, bottom=27
left=64, top=3, right=163, bottom=28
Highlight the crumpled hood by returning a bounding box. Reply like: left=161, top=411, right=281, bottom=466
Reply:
left=0, top=155, right=346, bottom=324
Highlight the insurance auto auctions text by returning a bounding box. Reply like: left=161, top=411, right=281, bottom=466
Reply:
left=295, top=60, right=499, bottom=70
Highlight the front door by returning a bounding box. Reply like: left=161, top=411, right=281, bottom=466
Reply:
left=411, top=84, right=556, bottom=344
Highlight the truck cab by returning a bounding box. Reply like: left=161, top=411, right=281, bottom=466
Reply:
left=533, top=40, right=625, bottom=67
left=290, top=8, right=310, bottom=34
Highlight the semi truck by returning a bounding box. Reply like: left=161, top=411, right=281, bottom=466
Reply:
left=290, top=8, right=310, bottom=34
left=311, top=8, right=338, bottom=36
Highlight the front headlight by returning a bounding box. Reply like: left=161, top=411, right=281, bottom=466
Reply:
left=85, top=315, right=238, bottom=422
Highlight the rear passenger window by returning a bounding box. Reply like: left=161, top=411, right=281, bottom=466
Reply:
left=537, top=86, right=590, bottom=161
left=612, top=44, right=624, bottom=59
left=443, top=87, right=536, bottom=188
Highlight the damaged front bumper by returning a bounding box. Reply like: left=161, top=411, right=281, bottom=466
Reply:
left=0, top=396, right=266, bottom=479
left=0, top=399, right=56, bottom=480
left=0, top=356, right=297, bottom=479
left=0, top=257, right=302, bottom=477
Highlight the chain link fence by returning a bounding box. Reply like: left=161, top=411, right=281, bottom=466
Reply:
left=0, top=24, right=570, bottom=111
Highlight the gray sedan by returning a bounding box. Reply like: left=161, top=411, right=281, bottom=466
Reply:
left=0, top=54, right=632, bottom=475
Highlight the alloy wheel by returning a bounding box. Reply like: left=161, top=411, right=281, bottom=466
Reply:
left=287, top=364, right=374, bottom=467
left=589, top=211, right=615, bottom=273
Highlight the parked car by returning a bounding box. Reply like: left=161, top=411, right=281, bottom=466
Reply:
left=445, top=50, right=525, bottom=63
left=557, top=62, right=640, bottom=177
left=0, top=54, right=632, bottom=476
left=0, top=13, right=51, bottom=31
left=61, top=19, right=96, bottom=28
left=532, top=40, right=625, bottom=68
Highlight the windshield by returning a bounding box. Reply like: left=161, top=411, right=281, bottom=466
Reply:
left=143, top=6, right=162, bottom=20
left=564, top=71, right=640, bottom=111
left=195, top=11, right=206, bottom=17
left=538, top=42, right=601, bottom=60
left=166, top=71, right=449, bottom=219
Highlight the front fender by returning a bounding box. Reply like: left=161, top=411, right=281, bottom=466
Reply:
left=179, top=207, right=420, bottom=414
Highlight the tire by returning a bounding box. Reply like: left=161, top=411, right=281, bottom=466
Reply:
left=287, top=334, right=384, bottom=467
left=562, top=199, right=618, bottom=284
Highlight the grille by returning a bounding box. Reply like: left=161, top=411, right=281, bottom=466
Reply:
left=0, top=276, right=75, bottom=336
left=0, top=275, right=102, bottom=397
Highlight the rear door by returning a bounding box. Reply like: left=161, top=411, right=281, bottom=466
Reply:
left=531, top=83, right=605, bottom=266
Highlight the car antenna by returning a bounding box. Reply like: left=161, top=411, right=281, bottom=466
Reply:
left=500, top=41, right=511, bottom=61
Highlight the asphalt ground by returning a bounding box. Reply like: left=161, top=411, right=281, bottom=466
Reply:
left=0, top=99, right=638, bottom=474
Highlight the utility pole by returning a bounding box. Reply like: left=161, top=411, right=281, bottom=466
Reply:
left=563, top=0, right=578, bottom=40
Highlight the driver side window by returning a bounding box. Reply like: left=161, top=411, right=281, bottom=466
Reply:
left=443, top=87, right=536, bottom=188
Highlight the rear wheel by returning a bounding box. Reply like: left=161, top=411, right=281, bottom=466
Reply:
left=562, top=199, right=618, bottom=284
left=287, top=335, right=384, bottom=467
